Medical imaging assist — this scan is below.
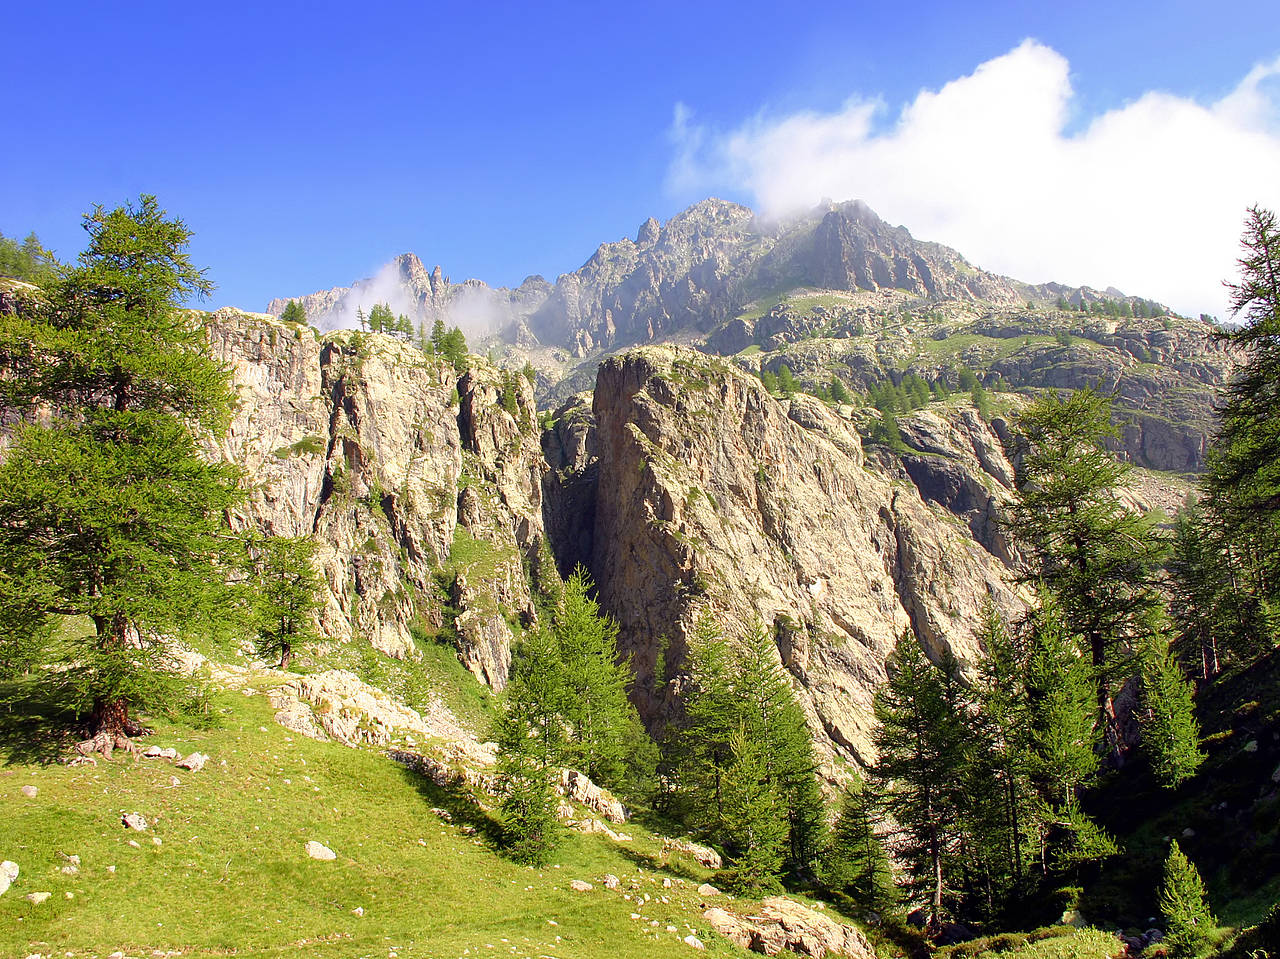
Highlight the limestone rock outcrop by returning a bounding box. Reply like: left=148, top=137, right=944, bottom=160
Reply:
left=705, top=898, right=874, bottom=958
left=207, top=309, right=547, bottom=685
left=584, top=347, right=1021, bottom=765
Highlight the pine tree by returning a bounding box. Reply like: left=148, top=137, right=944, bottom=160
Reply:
left=777, top=364, right=797, bottom=395
left=672, top=613, right=822, bottom=882
left=494, top=626, right=568, bottom=865
left=552, top=567, right=654, bottom=799
left=280, top=300, right=307, bottom=325
left=368, top=302, right=394, bottom=334
left=429, top=317, right=448, bottom=353
left=252, top=536, right=323, bottom=670
left=1140, top=642, right=1205, bottom=788
left=717, top=728, right=789, bottom=894
left=1160, top=841, right=1216, bottom=958
left=872, top=631, right=969, bottom=932
left=0, top=196, right=244, bottom=746
left=964, top=602, right=1043, bottom=917
left=1009, top=388, right=1169, bottom=743
left=821, top=781, right=898, bottom=910
left=731, top=619, right=825, bottom=875
left=830, top=375, right=852, bottom=405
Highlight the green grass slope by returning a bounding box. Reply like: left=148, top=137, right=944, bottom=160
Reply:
left=0, top=682, right=744, bottom=959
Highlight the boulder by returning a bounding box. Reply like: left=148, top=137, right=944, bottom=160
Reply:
left=122, top=812, right=148, bottom=831
left=559, top=769, right=626, bottom=823
left=662, top=837, right=723, bottom=869
left=704, top=897, right=875, bottom=958
left=176, top=752, right=208, bottom=772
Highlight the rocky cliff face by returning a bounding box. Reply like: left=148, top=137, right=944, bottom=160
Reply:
left=547, top=347, right=1022, bottom=766
left=267, top=253, right=551, bottom=337
left=207, top=308, right=548, bottom=688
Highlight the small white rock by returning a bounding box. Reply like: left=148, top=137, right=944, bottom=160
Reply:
left=20, top=785, right=37, bottom=798
left=352, top=906, right=364, bottom=917
left=27, top=892, right=51, bottom=905
left=122, top=812, right=148, bottom=831
left=176, top=752, right=208, bottom=772
left=1, top=861, right=18, bottom=880
left=603, top=873, right=620, bottom=889
left=569, top=879, right=593, bottom=892
left=697, top=882, right=720, bottom=897
left=304, top=840, right=336, bottom=861
left=683, top=934, right=705, bottom=949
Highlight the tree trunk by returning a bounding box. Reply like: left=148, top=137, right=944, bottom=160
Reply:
left=90, top=695, right=130, bottom=737
left=280, top=643, right=292, bottom=671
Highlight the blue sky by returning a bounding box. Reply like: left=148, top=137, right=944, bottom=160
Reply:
left=5, top=2, right=1279, bottom=316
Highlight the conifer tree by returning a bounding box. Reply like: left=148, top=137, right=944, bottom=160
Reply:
left=673, top=613, right=823, bottom=884
left=1009, top=388, right=1169, bottom=740
left=252, top=536, right=323, bottom=670
left=717, top=728, right=789, bottom=894
left=1140, top=642, right=1205, bottom=789
left=0, top=196, right=244, bottom=744
left=552, top=567, right=654, bottom=799
left=494, top=626, right=568, bottom=865
left=1160, top=841, right=1216, bottom=958
left=279, top=299, right=307, bottom=325
left=821, top=781, right=898, bottom=910
left=428, top=317, right=447, bottom=353
left=872, top=631, right=969, bottom=932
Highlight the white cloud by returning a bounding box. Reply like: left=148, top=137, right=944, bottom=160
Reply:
left=669, top=40, right=1280, bottom=318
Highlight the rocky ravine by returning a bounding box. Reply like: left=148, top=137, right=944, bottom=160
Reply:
left=547, top=347, right=1024, bottom=765
left=207, top=308, right=550, bottom=688
left=211, top=313, right=1159, bottom=768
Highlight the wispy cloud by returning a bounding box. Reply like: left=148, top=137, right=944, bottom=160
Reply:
left=669, top=40, right=1280, bottom=318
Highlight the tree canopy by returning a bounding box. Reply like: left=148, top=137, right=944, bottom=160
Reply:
left=0, top=195, right=244, bottom=744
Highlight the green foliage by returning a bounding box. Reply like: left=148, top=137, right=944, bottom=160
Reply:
left=820, top=781, right=898, bottom=909
left=667, top=614, right=824, bottom=885
left=368, top=301, right=394, bottom=333
left=1009, top=389, right=1171, bottom=737
left=777, top=363, right=797, bottom=395
left=521, top=360, right=536, bottom=384
left=251, top=536, right=323, bottom=670
left=0, top=195, right=245, bottom=736
left=871, top=631, right=969, bottom=931
left=0, top=229, right=58, bottom=283
left=1161, top=841, right=1216, bottom=958
left=715, top=728, right=788, bottom=894
left=279, top=299, right=307, bottom=325
left=829, top=375, right=853, bottom=405
left=553, top=568, right=656, bottom=799
left=495, top=625, right=567, bottom=865
left=760, top=369, right=779, bottom=393
left=1139, top=643, right=1205, bottom=788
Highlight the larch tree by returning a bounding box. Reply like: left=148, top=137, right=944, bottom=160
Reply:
left=252, top=535, right=323, bottom=670
left=871, top=631, right=969, bottom=933
left=0, top=196, right=245, bottom=747
left=1009, top=388, right=1170, bottom=745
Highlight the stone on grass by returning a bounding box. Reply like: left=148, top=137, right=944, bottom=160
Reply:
left=26, top=892, right=51, bottom=905
left=697, top=883, right=720, bottom=898
left=304, top=840, right=336, bottom=861
left=683, top=934, right=705, bottom=949
left=20, top=785, right=37, bottom=798
left=122, top=812, right=148, bottom=831
left=569, top=879, right=593, bottom=892
left=603, top=874, right=620, bottom=889
left=1, top=861, right=17, bottom=880
left=176, top=752, right=208, bottom=772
